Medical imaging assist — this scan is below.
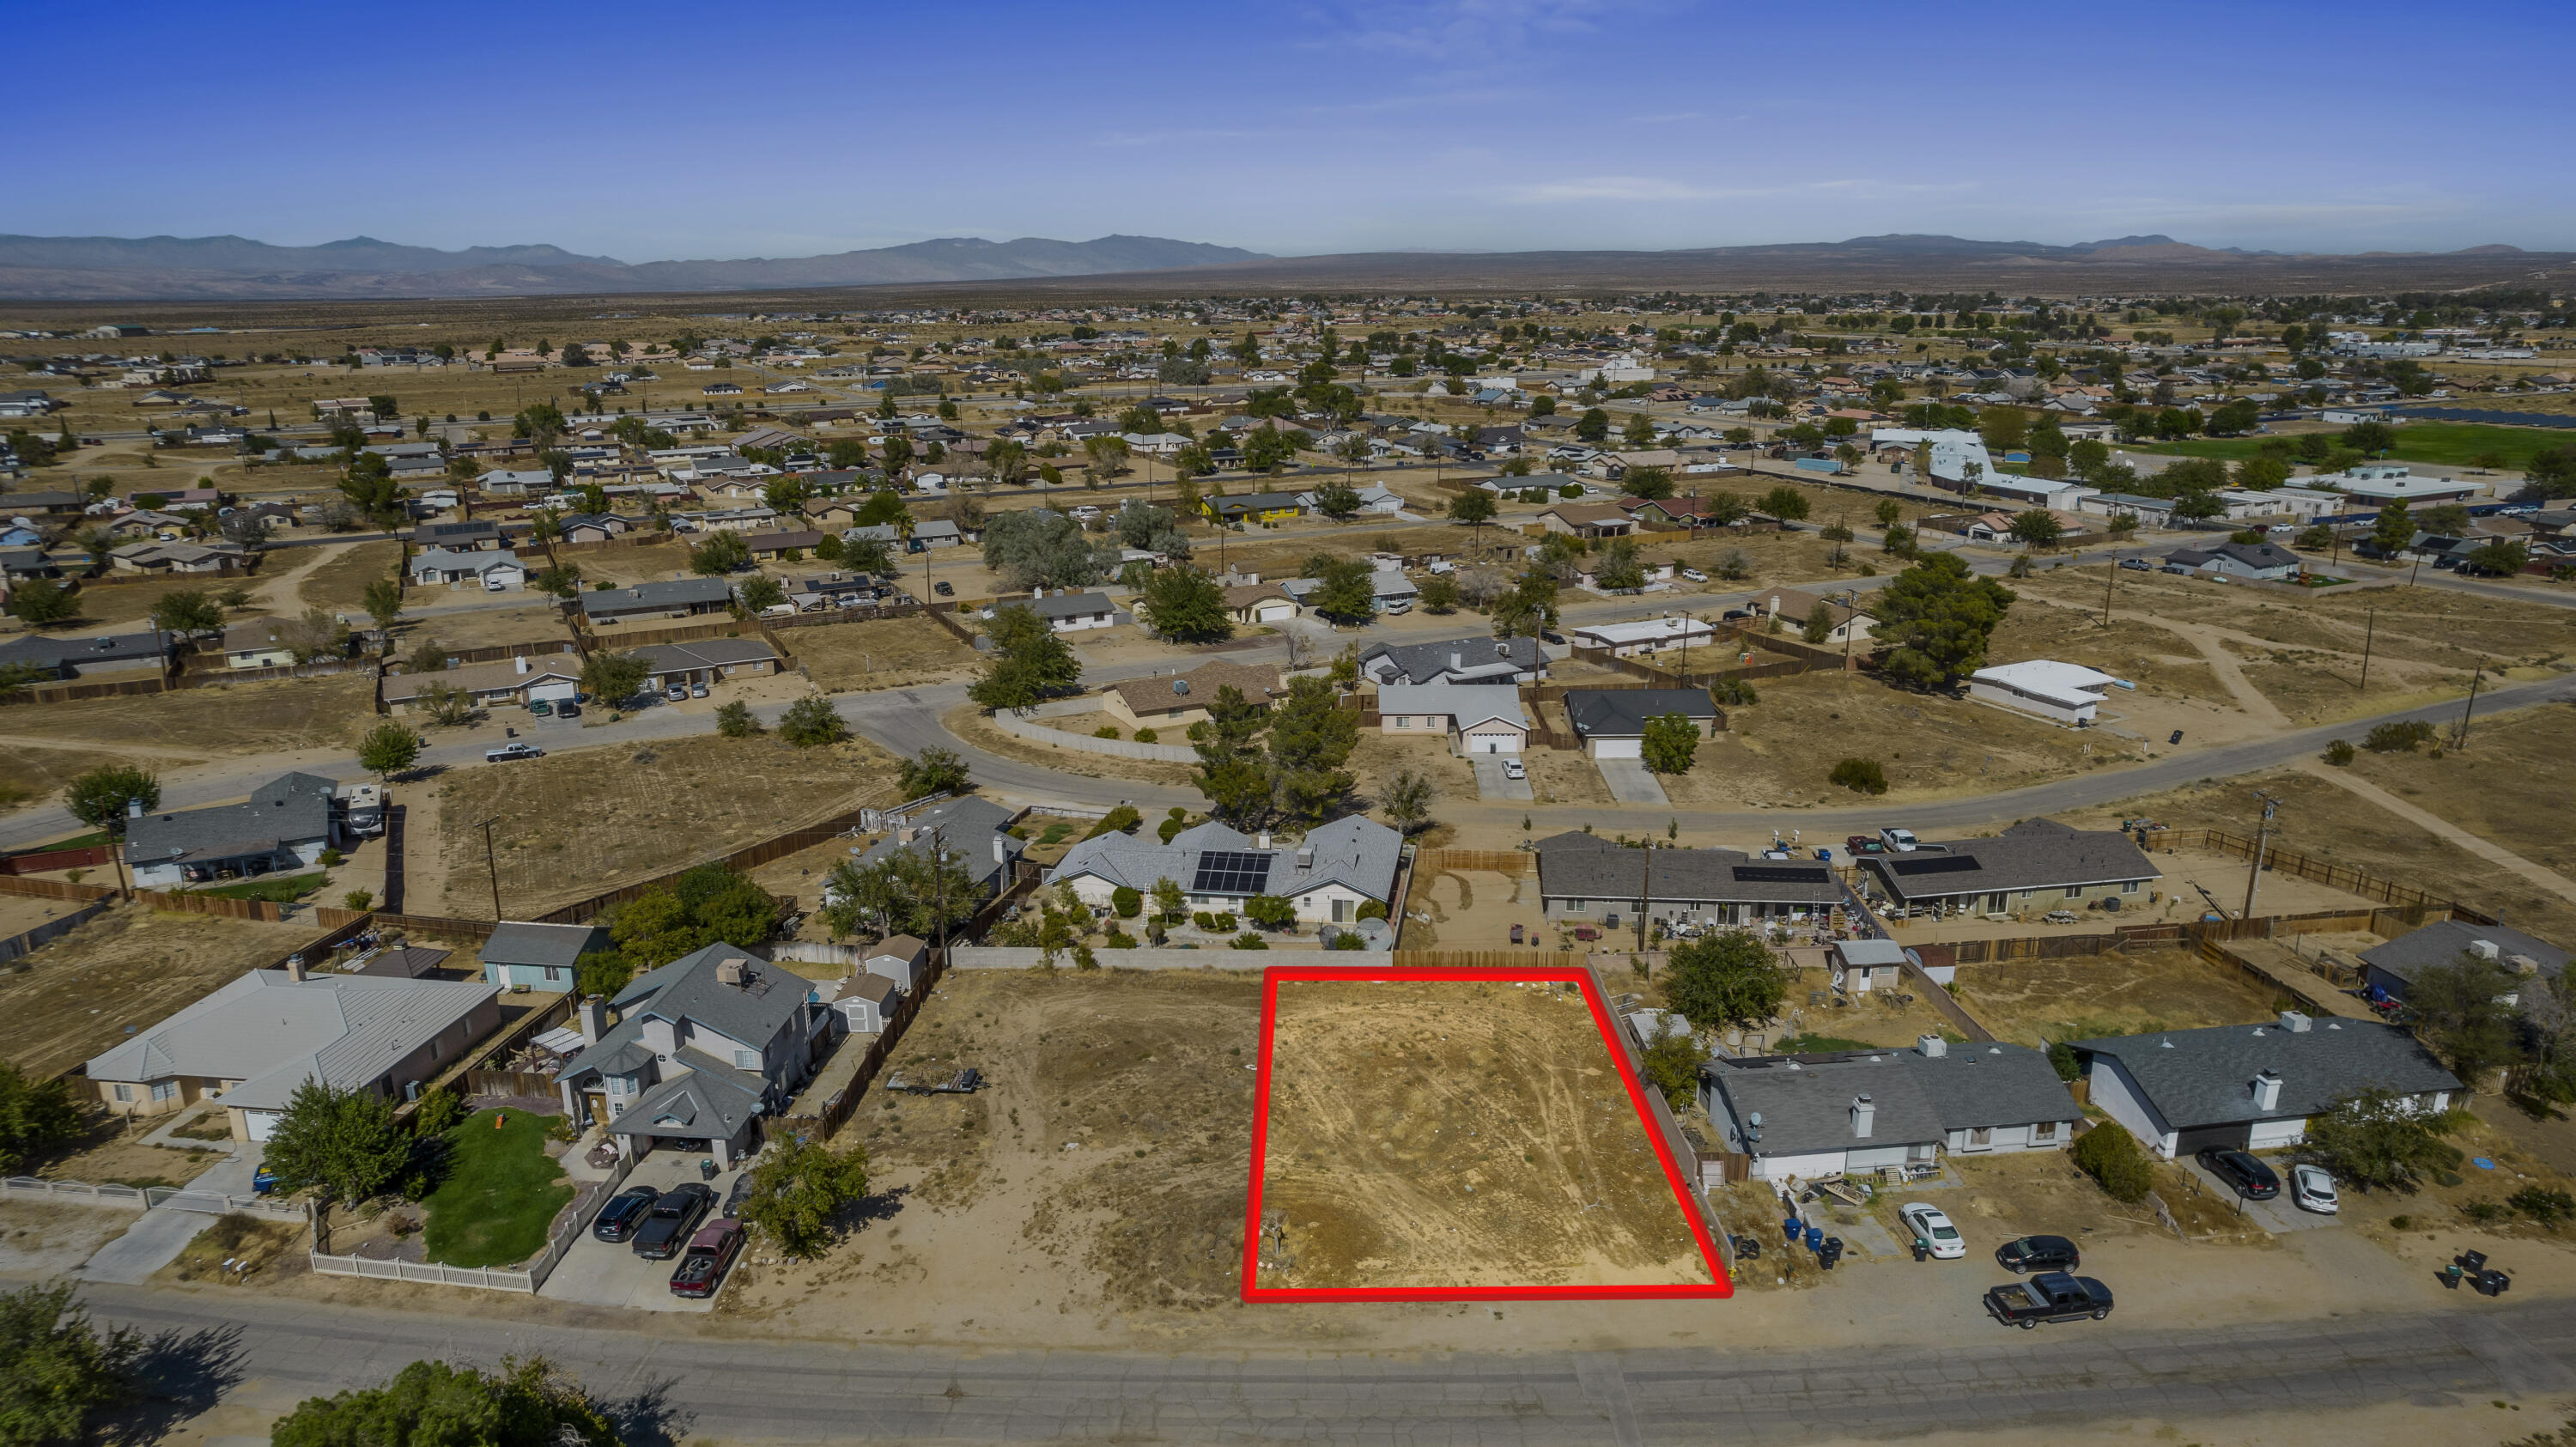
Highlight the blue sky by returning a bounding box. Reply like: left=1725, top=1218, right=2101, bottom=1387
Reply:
left=13, top=0, right=2572, bottom=261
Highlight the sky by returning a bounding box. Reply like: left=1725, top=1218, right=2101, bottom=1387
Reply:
left=12, top=0, right=2575, bottom=263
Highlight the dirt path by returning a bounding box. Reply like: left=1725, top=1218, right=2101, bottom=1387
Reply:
left=239, top=546, right=336, bottom=616
left=0, top=735, right=209, bottom=762
left=2294, top=760, right=2576, bottom=907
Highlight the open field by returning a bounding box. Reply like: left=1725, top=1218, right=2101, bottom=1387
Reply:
left=0, top=903, right=325, bottom=1079
left=791, top=614, right=977, bottom=693
left=429, top=730, right=896, bottom=915
left=1947, top=949, right=2287, bottom=1049
left=943, top=704, right=1198, bottom=788
left=2338, top=700, right=2576, bottom=895
left=0, top=740, right=174, bottom=810
left=1255, top=977, right=1712, bottom=1292
left=0, top=674, right=374, bottom=758
left=2129, top=420, right=2572, bottom=471
left=55, top=572, right=260, bottom=629
left=297, top=540, right=403, bottom=611
left=392, top=600, right=573, bottom=654
left=571, top=540, right=695, bottom=588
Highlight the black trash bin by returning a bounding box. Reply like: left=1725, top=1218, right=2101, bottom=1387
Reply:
left=2476, top=1269, right=2512, bottom=1298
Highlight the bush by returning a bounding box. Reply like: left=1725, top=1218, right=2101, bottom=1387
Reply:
left=1710, top=677, right=1759, bottom=707
left=317, top=846, right=344, bottom=868
left=1083, top=805, right=1140, bottom=839
left=1073, top=944, right=1099, bottom=970
left=1104, top=930, right=1136, bottom=948
left=2324, top=739, right=2355, bottom=766
left=1111, top=885, right=1142, bottom=919
left=1327, top=930, right=1365, bottom=951
left=2046, top=1041, right=2078, bottom=1082
left=1133, top=727, right=1157, bottom=743
left=1230, top=932, right=1269, bottom=950
left=2365, top=719, right=2436, bottom=753
left=1158, top=815, right=1187, bottom=843
left=778, top=696, right=848, bottom=747
left=1828, top=757, right=1888, bottom=794
left=1558, top=483, right=1583, bottom=499
left=1094, top=726, right=1120, bottom=739
left=1244, top=895, right=1296, bottom=929
left=411, top=1089, right=466, bottom=1136
left=2511, top=1186, right=2576, bottom=1225
left=341, top=889, right=374, bottom=911
left=714, top=700, right=762, bottom=738
left=1356, top=899, right=1388, bottom=921
left=2069, top=1122, right=2155, bottom=1203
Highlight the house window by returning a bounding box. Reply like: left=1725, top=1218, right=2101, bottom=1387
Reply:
left=2122, top=879, right=2142, bottom=894
left=2032, top=1121, right=2060, bottom=1143
left=1567, top=899, right=1587, bottom=912
left=112, top=1083, right=133, bottom=1103
left=150, top=1080, right=179, bottom=1103
left=1967, top=1126, right=1992, bottom=1149
left=546, top=965, right=568, bottom=982
left=2063, top=885, right=2084, bottom=899
left=733, top=1049, right=761, bottom=1070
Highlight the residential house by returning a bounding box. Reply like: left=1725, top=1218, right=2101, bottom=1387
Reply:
left=581, top=576, right=736, bottom=625
left=480, top=921, right=611, bottom=993
left=410, top=546, right=526, bottom=592
left=82, top=968, right=501, bottom=1141
left=382, top=653, right=583, bottom=714
left=1018, top=589, right=1117, bottom=633
left=219, top=618, right=302, bottom=669
left=1534, top=831, right=1841, bottom=928
left=417, top=519, right=504, bottom=552
left=2072, top=1015, right=2462, bottom=1158
left=1535, top=502, right=1637, bottom=538
left=1102, top=659, right=1282, bottom=730
left=633, top=637, right=781, bottom=692
left=1296, top=482, right=1404, bottom=516
left=1376, top=683, right=1528, bottom=755
left=740, top=529, right=827, bottom=561
left=478, top=467, right=555, bottom=496
left=1048, top=815, right=1402, bottom=928
left=1701, top=1037, right=2081, bottom=1183
left=1753, top=587, right=1878, bottom=647
left=0, top=631, right=171, bottom=681
left=110, top=540, right=245, bottom=574
left=908, top=520, right=964, bottom=550
left=1966, top=659, right=2122, bottom=725
left=837, top=795, right=1025, bottom=915
left=1562, top=688, right=1724, bottom=759
left=1567, top=614, right=1716, bottom=660
left=553, top=512, right=632, bottom=544
left=1868, top=428, right=1996, bottom=488
left=2309, top=464, right=2483, bottom=505
left=1359, top=634, right=1544, bottom=687
left=124, top=771, right=346, bottom=888
left=2360, top=921, right=2570, bottom=1005
left=2164, top=540, right=2301, bottom=582
left=1370, top=569, right=1419, bottom=614
left=1223, top=581, right=1300, bottom=625
left=1206, top=492, right=1305, bottom=525
left=551, top=945, right=821, bottom=1166
left=1858, top=818, right=2159, bottom=916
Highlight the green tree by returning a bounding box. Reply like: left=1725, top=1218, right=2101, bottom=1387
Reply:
left=1639, top=712, right=1702, bottom=775
left=64, top=763, right=159, bottom=850
left=1622, top=465, right=1674, bottom=502
left=981, top=508, right=1109, bottom=591
left=2408, top=952, right=2527, bottom=1085
left=2069, top=1121, right=2154, bottom=1203
left=1640, top=1022, right=1701, bottom=1110
left=1138, top=564, right=1233, bottom=643
left=714, top=700, right=761, bottom=738
left=264, top=1079, right=410, bottom=1243
left=1305, top=555, right=1377, bottom=625
left=737, top=575, right=787, bottom=611
left=897, top=745, right=971, bottom=799
left=1191, top=685, right=1272, bottom=824
left=1417, top=574, right=1461, bottom=612
left=580, top=650, right=648, bottom=704
left=1828, top=757, right=1888, bottom=793
left=1311, top=482, right=1363, bottom=519
left=1446, top=488, right=1498, bottom=533
left=2008, top=510, right=2063, bottom=549
left=1244, top=895, right=1297, bottom=930
left=778, top=696, right=848, bottom=747
left=1151, top=876, right=1187, bottom=923
left=2466, top=538, right=2530, bottom=577
left=1663, top=931, right=1788, bottom=1035
left=1801, top=600, right=1837, bottom=645
left=738, top=1134, right=872, bottom=1260
left=689, top=530, right=750, bottom=575
left=8, top=576, right=76, bottom=624
left=1379, top=765, right=1436, bottom=835
left=2304, top=1085, right=2464, bottom=1191
left=1574, top=407, right=1610, bottom=442
left=2369, top=500, right=2415, bottom=556
left=268, top=1356, right=617, bottom=1447
left=1874, top=496, right=1903, bottom=527
left=1266, top=676, right=1358, bottom=823
left=0, top=1281, right=139, bottom=1446
left=967, top=604, right=1082, bottom=709
left=149, top=588, right=223, bottom=637
left=1873, top=553, right=2016, bottom=690
left=2342, top=420, right=2397, bottom=456
left=355, top=721, right=422, bottom=784
left=0, top=1061, right=82, bottom=1172
left=1756, top=484, right=1811, bottom=521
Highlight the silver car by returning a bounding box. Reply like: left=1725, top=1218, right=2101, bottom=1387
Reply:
left=2290, top=1164, right=2339, bottom=1214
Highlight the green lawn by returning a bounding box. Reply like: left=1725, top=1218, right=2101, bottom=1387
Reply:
left=189, top=871, right=325, bottom=903
left=2128, top=421, right=2571, bottom=471
left=421, top=1108, right=574, bottom=1269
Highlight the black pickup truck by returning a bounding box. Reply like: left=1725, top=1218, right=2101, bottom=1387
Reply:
left=1984, top=1271, right=2114, bottom=1329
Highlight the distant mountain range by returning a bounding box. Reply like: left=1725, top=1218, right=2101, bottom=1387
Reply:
left=0, top=233, right=1271, bottom=301
left=0, top=230, right=2560, bottom=303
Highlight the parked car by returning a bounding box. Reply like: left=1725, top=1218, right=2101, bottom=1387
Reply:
left=664, top=684, right=689, bottom=703
left=484, top=743, right=544, bottom=763
left=1899, top=1202, right=1965, bottom=1259
left=631, top=1183, right=718, bottom=1259
left=1984, top=1271, right=2114, bottom=1329
left=723, top=1172, right=758, bottom=1219
left=2118, top=557, right=2153, bottom=572
left=1540, top=629, right=1567, bottom=645
left=2197, top=1147, right=2281, bottom=1201
left=1503, top=758, right=1526, bottom=781
left=933, top=580, right=954, bottom=596
left=668, top=1219, right=746, bottom=1298
left=2291, top=1163, right=2339, bottom=1214
left=527, top=699, right=554, bottom=717
left=1680, top=567, right=1708, bottom=582
left=690, top=681, right=709, bottom=699
left=1844, top=834, right=1885, bottom=854
left=556, top=701, right=580, bottom=719
left=1994, top=1234, right=2081, bottom=1274
left=1879, top=826, right=1920, bottom=852
left=2160, top=563, right=2193, bottom=575
left=591, top=1185, right=662, bottom=1243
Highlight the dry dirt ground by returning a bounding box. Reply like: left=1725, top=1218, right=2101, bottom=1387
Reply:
left=0, top=674, right=374, bottom=760
left=58, top=574, right=258, bottom=629
left=2335, top=699, right=2576, bottom=906
left=568, top=540, right=696, bottom=589
left=1947, top=949, right=2289, bottom=1048
left=1255, top=977, right=1713, bottom=1292
left=428, top=731, right=897, bottom=916
left=943, top=704, right=1199, bottom=791
left=0, top=903, right=325, bottom=1079
left=791, top=615, right=978, bottom=694
left=393, top=600, right=574, bottom=655
left=296, top=540, right=403, bottom=612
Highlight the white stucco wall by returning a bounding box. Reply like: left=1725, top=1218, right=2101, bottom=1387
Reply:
left=2086, top=1057, right=2178, bottom=1158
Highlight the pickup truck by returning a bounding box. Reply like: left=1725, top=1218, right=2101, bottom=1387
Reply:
left=1984, top=1271, right=2113, bottom=1329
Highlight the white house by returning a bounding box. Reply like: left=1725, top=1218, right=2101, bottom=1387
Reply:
left=1018, top=589, right=1118, bottom=633
left=1966, top=660, right=2123, bottom=726
left=1569, top=614, right=1717, bottom=659
left=411, top=546, right=526, bottom=592
left=1376, top=683, right=1528, bottom=755
left=2309, top=464, right=2484, bottom=505
left=1048, top=816, right=1401, bottom=928
left=1700, top=1037, right=2081, bottom=1184
left=2071, top=1016, right=2461, bottom=1158
left=123, top=772, right=344, bottom=889
left=1871, top=428, right=1996, bottom=488
left=2163, top=540, right=2301, bottom=581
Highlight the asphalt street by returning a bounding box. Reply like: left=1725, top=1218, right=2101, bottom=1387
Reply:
left=72, top=1283, right=2576, bottom=1443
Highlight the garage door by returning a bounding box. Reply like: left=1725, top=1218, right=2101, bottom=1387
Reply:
left=1593, top=738, right=1643, bottom=760
left=2173, top=1122, right=2251, bottom=1156
left=242, top=1110, right=279, bottom=1142
left=528, top=681, right=578, bottom=702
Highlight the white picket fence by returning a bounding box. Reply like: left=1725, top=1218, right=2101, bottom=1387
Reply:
left=307, top=1144, right=635, bottom=1296
left=3, top=1175, right=307, bottom=1223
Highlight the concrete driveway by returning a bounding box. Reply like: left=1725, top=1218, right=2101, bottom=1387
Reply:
left=2181, top=1154, right=2340, bottom=1234
left=1595, top=757, right=1669, bottom=805
left=1472, top=757, right=1534, bottom=801
left=537, top=1151, right=747, bottom=1313
left=76, top=1148, right=268, bottom=1285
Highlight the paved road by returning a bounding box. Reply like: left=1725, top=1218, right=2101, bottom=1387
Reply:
left=71, top=1284, right=2576, bottom=1442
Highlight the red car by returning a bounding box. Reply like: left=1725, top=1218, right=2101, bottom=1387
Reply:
left=1844, top=835, right=1886, bottom=854
left=668, top=1219, right=744, bottom=1299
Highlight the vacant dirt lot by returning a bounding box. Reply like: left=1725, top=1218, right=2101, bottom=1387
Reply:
left=63, top=574, right=258, bottom=629
left=431, top=731, right=898, bottom=915
left=0, top=674, right=374, bottom=760
left=296, top=541, right=403, bottom=612
left=0, top=903, right=325, bottom=1079
left=393, top=600, right=574, bottom=655
left=793, top=615, right=977, bottom=693
left=1947, top=949, right=2287, bottom=1049
left=1257, top=977, right=1712, bottom=1291
left=2338, top=699, right=2576, bottom=898
left=0, top=741, right=173, bottom=811
left=574, top=540, right=694, bottom=587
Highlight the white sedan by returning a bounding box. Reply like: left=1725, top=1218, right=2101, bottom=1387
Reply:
left=1899, top=1202, right=1965, bottom=1258
left=2291, top=1164, right=2339, bottom=1214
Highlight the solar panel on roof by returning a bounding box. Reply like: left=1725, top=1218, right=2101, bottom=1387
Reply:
left=1888, top=854, right=1980, bottom=876
left=1192, top=850, right=1273, bottom=895
left=1732, top=866, right=1832, bottom=884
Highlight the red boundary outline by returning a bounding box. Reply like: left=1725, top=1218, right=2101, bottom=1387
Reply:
left=1240, top=964, right=1734, bottom=1302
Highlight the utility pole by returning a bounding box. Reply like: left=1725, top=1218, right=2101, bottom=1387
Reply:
left=1637, top=844, right=1654, bottom=953
left=2240, top=794, right=2277, bottom=920
left=2101, top=549, right=2118, bottom=626
left=2358, top=607, right=2375, bottom=691
left=478, top=817, right=505, bottom=921
left=2457, top=664, right=2485, bottom=749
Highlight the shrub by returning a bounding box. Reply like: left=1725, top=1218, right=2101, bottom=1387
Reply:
left=1193, top=911, right=1215, bottom=932
left=1073, top=945, right=1098, bottom=970
left=2045, top=1041, right=2078, bottom=1082
left=318, top=847, right=344, bottom=868
left=1558, top=483, right=1583, bottom=499
left=1083, top=805, right=1140, bottom=839
left=2324, top=739, right=2355, bottom=766
left=1104, top=930, right=1136, bottom=948
left=778, top=696, right=849, bottom=747
left=2511, top=1186, right=2576, bottom=1225
left=1356, top=899, right=1388, bottom=921
left=1111, top=885, right=1142, bottom=919
left=1327, top=930, right=1366, bottom=951
left=341, top=890, right=374, bottom=911
left=2365, top=719, right=2436, bottom=753
left=1211, top=912, right=1236, bottom=932
left=1828, top=757, right=1888, bottom=794
left=2464, top=1201, right=2508, bottom=1224
left=1710, top=677, right=1759, bottom=706
left=1244, top=895, right=1296, bottom=929
left=411, top=1089, right=466, bottom=1136
left=1133, top=727, right=1157, bottom=743
left=1094, top=726, right=1120, bottom=739
left=1231, top=932, right=1269, bottom=950
left=715, top=700, right=762, bottom=737
left=1158, top=815, right=1187, bottom=843
left=2069, top=1122, right=2155, bottom=1203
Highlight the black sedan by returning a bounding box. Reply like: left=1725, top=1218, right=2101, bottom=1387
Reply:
left=1994, top=1234, right=2081, bottom=1274
left=630, top=1183, right=719, bottom=1259
left=589, top=1185, right=661, bottom=1243
left=2197, top=1147, right=2281, bottom=1201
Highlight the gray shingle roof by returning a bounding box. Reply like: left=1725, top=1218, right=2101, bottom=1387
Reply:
left=1707, top=1043, right=2078, bottom=1157
left=480, top=921, right=608, bottom=970
left=2360, top=920, right=2570, bottom=985
left=1534, top=832, right=1844, bottom=907
left=1359, top=634, right=1539, bottom=685
left=125, top=771, right=336, bottom=866
left=1862, top=818, right=2159, bottom=903
left=1024, top=591, right=1115, bottom=621
left=1564, top=689, right=1719, bottom=739
left=1048, top=815, right=1401, bottom=904
left=2071, top=1020, right=2462, bottom=1129
left=0, top=631, right=170, bottom=673
left=849, top=794, right=1021, bottom=893
left=608, top=1055, right=768, bottom=1140
left=580, top=576, right=736, bottom=615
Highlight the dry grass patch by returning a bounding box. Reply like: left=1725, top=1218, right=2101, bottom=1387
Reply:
left=0, top=903, right=325, bottom=1079
left=1988, top=598, right=2230, bottom=702
left=62, top=574, right=258, bottom=629
left=791, top=615, right=978, bottom=693
left=432, top=730, right=897, bottom=915
left=1657, top=671, right=2095, bottom=809
left=297, top=541, right=404, bottom=611
left=392, top=602, right=574, bottom=654
left=942, top=704, right=1199, bottom=787
left=0, top=740, right=188, bottom=811
left=1947, top=949, right=2287, bottom=1049
left=159, top=1213, right=307, bottom=1286
left=574, top=541, right=695, bottom=587
left=2338, top=700, right=2576, bottom=888
left=0, top=674, right=375, bottom=758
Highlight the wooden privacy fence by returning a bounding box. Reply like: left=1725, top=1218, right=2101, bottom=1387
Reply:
left=1413, top=848, right=1535, bottom=875
left=0, top=675, right=176, bottom=707
left=532, top=794, right=892, bottom=925
left=770, top=948, right=948, bottom=1143
left=313, top=908, right=499, bottom=943
left=384, top=638, right=580, bottom=672
left=0, top=875, right=119, bottom=903
left=131, top=889, right=284, bottom=922
left=2171, top=828, right=2495, bottom=926
left=0, top=844, right=114, bottom=875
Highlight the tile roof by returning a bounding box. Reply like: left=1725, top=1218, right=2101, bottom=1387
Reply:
left=2071, top=1019, right=2461, bottom=1128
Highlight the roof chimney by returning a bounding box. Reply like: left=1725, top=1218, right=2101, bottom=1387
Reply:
left=516, top=654, right=531, bottom=674
left=128, top=799, right=143, bottom=819
left=285, top=955, right=307, bottom=982
left=1850, top=1094, right=1874, bottom=1138
left=1917, top=1034, right=1946, bottom=1058
left=1256, top=831, right=1271, bottom=850
left=2251, top=1069, right=2283, bottom=1111
left=993, top=835, right=1007, bottom=865
left=2277, top=1010, right=2312, bottom=1033
left=579, top=994, right=608, bottom=1045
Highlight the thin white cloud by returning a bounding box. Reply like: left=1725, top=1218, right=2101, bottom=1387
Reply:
left=1497, top=175, right=1970, bottom=204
